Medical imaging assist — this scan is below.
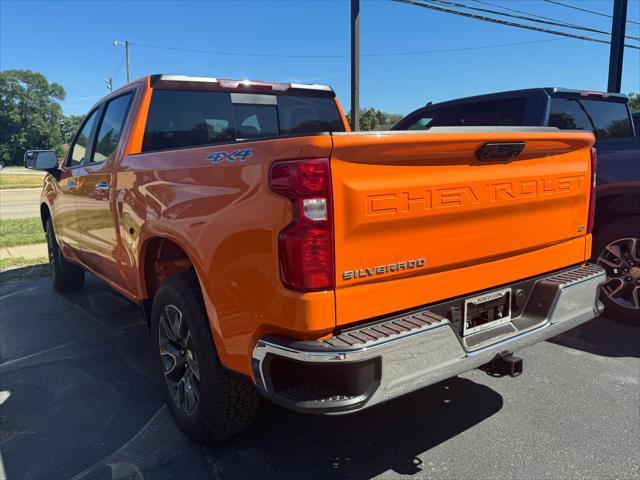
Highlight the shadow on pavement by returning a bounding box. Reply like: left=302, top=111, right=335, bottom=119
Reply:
left=548, top=314, right=640, bottom=358
left=0, top=274, right=504, bottom=480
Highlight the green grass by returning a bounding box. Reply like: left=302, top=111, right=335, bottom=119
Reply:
left=0, top=256, right=47, bottom=271
left=0, top=174, right=45, bottom=189
left=0, top=217, right=45, bottom=248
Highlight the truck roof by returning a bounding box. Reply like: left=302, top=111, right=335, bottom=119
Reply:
left=419, top=87, right=629, bottom=110
left=147, top=74, right=334, bottom=93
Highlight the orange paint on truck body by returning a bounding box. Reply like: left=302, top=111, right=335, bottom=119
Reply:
left=40, top=76, right=595, bottom=378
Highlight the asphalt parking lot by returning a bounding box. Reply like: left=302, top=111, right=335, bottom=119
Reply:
left=0, top=270, right=638, bottom=480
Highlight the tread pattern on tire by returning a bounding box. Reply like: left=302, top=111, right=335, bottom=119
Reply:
left=155, top=271, right=260, bottom=442
left=46, top=218, right=84, bottom=293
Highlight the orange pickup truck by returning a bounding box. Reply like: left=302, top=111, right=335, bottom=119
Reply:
left=25, top=74, right=605, bottom=443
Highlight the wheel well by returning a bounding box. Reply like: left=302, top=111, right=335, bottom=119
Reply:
left=40, top=204, right=50, bottom=231
left=142, top=237, right=194, bottom=301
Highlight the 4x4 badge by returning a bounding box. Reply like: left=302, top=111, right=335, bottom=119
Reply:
left=207, top=149, right=253, bottom=164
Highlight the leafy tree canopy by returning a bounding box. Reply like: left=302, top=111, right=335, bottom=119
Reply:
left=0, top=69, right=66, bottom=165
left=628, top=92, right=639, bottom=113
left=60, top=114, right=85, bottom=144
left=346, top=108, right=404, bottom=131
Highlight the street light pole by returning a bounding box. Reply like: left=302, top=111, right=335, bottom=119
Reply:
left=125, top=40, right=131, bottom=83
left=351, top=0, right=360, bottom=131
left=607, top=0, right=627, bottom=93
left=114, top=40, right=131, bottom=83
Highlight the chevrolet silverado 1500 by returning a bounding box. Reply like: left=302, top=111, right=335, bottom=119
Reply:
left=25, top=75, right=605, bottom=443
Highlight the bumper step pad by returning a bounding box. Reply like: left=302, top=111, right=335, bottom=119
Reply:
left=322, top=310, right=448, bottom=349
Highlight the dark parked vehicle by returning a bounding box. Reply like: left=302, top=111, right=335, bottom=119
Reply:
left=394, top=88, right=640, bottom=323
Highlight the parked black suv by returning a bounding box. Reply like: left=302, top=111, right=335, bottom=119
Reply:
left=394, top=88, right=640, bottom=323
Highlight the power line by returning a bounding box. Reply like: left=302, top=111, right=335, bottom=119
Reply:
left=392, top=0, right=640, bottom=49
left=110, top=56, right=124, bottom=80
left=426, top=0, right=640, bottom=40
left=472, top=0, right=570, bottom=22
left=471, top=0, right=640, bottom=39
left=544, top=0, right=640, bottom=26
left=129, top=37, right=563, bottom=59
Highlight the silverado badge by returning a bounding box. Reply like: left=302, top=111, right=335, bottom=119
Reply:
left=343, top=258, right=426, bottom=281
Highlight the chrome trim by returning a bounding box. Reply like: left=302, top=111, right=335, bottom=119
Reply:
left=157, top=74, right=219, bottom=83
left=151, top=74, right=333, bottom=92
left=252, top=265, right=605, bottom=413
left=463, top=287, right=512, bottom=336
left=331, top=127, right=561, bottom=135
left=289, top=82, right=333, bottom=92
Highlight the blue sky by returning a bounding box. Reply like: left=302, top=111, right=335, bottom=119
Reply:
left=1, top=0, right=639, bottom=116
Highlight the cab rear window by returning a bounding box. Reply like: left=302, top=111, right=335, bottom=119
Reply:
left=142, top=89, right=345, bottom=152
left=404, top=98, right=526, bottom=130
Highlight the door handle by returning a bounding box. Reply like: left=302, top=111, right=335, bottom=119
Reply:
left=65, top=181, right=77, bottom=191
left=95, top=182, right=111, bottom=192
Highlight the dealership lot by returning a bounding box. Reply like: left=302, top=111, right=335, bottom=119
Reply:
left=0, top=272, right=638, bottom=480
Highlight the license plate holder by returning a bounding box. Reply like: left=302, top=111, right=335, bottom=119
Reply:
left=463, top=288, right=512, bottom=336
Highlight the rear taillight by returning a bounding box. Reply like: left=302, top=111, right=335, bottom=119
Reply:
left=269, top=158, right=334, bottom=292
left=587, top=147, right=597, bottom=234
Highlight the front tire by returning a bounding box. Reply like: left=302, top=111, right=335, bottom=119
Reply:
left=45, top=218, right=84, bottom=292
left=150, top=271, right=260, bottom=443
left=593, top=217, right=640, bottom=324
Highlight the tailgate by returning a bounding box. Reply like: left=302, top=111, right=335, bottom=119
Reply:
left=330, top=129, right=595, bottom=325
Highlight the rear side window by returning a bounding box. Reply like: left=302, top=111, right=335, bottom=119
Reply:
left=92, top=93, right=133, bottom=163
left=582, top=99, right=632, bottom=138
left=548, top=98, right=592, bottom=131
left=549, top=98, right=633, bottom=138
left=404, top=98, right=526, bottom=129
left=142, top=89, right=345, bottom=152
left=143, top=90, right=235, bottom=152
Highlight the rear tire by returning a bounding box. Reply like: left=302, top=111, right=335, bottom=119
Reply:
left=45, top=218, right=84, bottom=292
left=150, top=271, right=260, bottom=443
left=592, top=217, right=640, bottom=325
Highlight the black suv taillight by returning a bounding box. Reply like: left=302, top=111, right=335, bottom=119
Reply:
left=269, top=158, right=334, bottom=292
left=587, top=147, right=597, bottom=234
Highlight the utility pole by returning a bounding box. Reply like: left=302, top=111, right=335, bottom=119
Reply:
left=105, top=78, right=113, bottom=92
left=607, top=0, right=627, bottom=93
left=351, top=0, right=360, bottom=131
left=114, top=40, right=131, bottom=83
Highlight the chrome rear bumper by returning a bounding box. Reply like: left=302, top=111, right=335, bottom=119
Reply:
left=252, top=264, right=605, bottom=414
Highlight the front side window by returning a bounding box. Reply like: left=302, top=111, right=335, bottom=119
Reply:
left=68, top=109, right=99, bottom=167
left=407, top=116, right=435, bottom=130
left=92, top=93, right=133, bottom=162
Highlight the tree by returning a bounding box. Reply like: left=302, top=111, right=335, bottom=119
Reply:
left=346, top=108, right=403, bottom=131
left=359, top=108, right=380, bottom=131
left=0, top=69, right=66, bottom=165
left=60, top=114, right=84, bottom=144
left=628, top=92, right=639, bottom=113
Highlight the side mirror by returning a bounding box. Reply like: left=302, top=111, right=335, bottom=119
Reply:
left=24, top=150, right=59, bottom=172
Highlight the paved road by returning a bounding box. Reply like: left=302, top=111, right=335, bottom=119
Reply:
left=0, top=188, right=41, bottom=219
left=0, top=272, right=638, bottom=480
